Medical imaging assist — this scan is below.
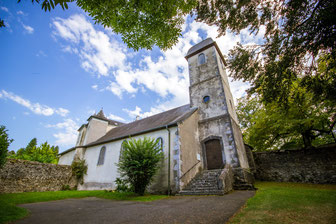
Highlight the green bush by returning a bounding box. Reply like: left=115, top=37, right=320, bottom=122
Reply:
left=117, top=137, right=163, bottom=195
left=115, top=177, right=131, bottom=192
left=71, top=159, right=88, bottom=184
left=0, top=125, right=13, bottom=169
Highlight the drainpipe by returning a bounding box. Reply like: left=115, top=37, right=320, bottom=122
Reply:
left=166, top=125, right=171, bottom=196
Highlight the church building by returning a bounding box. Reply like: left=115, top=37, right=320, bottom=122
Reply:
left=58, top=38, right=253, bottom=194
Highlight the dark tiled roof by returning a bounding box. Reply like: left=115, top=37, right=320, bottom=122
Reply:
left=85, top=104, right=197, bottom=147
left=186, top=38, right=214, bottom=58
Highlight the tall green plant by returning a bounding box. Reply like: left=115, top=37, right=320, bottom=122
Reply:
left=117, top=137, right=163, bottom=195
left=71, top=159, right=88, bottom=185
left=0, top=125, right=13, bottom=168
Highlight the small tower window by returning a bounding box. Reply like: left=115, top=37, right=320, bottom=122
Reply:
left=97, top=146, right=106, bottom=165
left=156, top=137, right=163, bottom=151
left=198, top=53, right=206, bottom=65
left=203, top=96, right=210, bottom=103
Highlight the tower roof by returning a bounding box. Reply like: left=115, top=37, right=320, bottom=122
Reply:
left=186, top=38, right=215, bottom=57
left=185, top=38, right=226, bottom=65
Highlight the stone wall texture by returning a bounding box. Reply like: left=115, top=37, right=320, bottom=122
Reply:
left=253, top=144, right=336, bottom=184
left=0, top=159, right=77, bottom=193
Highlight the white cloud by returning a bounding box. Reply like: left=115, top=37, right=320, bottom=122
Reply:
left=51, top=14, right=126, bottom=77
left=46, top=118, right=79, bottom=147
left=17, top=10, right=25, bottom=15
left=22, top=24, right=34, bottom=34
left=0, top=90, right=69, bottom=117
left=1, top=7, right=8, bottom=12
left=107, top=113, right=126, bottom=122
left=52, top=14, right=264, bottom=119
left=91, top=84, right=98, bottom=90
left=36, top=50, right=47, bottom=57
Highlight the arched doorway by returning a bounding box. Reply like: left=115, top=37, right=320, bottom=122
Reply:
left=204, top=139, right=224, bottom=170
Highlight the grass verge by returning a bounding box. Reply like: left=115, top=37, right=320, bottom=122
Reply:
left=229, top=182, right=336, bottom=224
left=0, top=190, right=167, bottom=224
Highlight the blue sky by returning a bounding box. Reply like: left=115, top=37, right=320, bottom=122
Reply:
left=0, top=1, right=263, bottom=153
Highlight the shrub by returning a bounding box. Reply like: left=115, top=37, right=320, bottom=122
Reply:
left=0, top=125, right=13, bottom=169
left=61, top=185, right=71, bottom=191
left=117, top=137, right=163, bottom=195
left=115, top=177, right=131, bottom=192
left=71, top=159, right=88, bottom=184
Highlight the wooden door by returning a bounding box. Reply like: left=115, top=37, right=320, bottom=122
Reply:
left=205, top=139, right=224, bottom=170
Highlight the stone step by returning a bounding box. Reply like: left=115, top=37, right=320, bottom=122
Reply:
left=178, top=190, right=225, bottom=196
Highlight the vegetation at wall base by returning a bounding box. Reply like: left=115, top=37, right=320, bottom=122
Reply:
left=0, top=190, right=167, bottom=224
left=117, top=137, right=164, bottom=196
left=229, top=182, right=336, bottom=224
left=71, top=159, right=88, bottom=185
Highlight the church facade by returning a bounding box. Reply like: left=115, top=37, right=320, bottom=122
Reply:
left=58, top=38, right=253, bottom=193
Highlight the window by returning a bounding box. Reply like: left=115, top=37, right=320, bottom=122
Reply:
left=97, top=146, right=106, bottom=165
left=203, top=96, right=210, bottom=103
left=156, top=137, right=163, bottom=151
left=119, top=140, right=127, bottom=161
left=198, top=53, right=206, bottom=65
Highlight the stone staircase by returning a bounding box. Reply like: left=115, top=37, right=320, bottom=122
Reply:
left=178, top=169, right=225, bottom=195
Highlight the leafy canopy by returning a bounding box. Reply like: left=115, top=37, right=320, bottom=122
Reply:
left=9, top=138, right=59, bottom=164
left=0, top=125, right=13, bottom=168
left=117, top=137, right=163, bottom=195
left=236, top=82, right=336, bottom=151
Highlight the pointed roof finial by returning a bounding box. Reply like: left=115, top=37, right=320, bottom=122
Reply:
left=96, top=108, right=106, bottom=119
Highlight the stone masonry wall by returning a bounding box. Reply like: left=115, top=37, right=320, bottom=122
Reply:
left=253, top=144, right=336, bottom=184
left=0, top=159, right=77, bottom=193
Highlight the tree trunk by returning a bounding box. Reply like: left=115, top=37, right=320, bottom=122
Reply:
left=302, top=131, right=313, bottom=149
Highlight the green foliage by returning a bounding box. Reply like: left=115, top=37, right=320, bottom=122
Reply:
left=236, top=82, right=336, bottom=151
left=61, top=185, right=71, bottom=191
left=115, top=177, right=131, bottom=193
left=220, top=0, right=336, bottom=105
left=76, top=0, right=196, bottom=50
left=0, top=125, right=13, bottom=169
left=9, top=138, right=59, bottom=164
left=71, top=159, right=87, bottom=184
left=117, top=137, right=163, bottom=195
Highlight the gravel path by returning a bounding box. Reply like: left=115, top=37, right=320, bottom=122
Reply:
left=16, top=191, right=254, bottom=224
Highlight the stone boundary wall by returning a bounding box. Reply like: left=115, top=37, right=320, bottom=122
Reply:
left=0, top=159, right=77, bottom=193
left=253, top=144, right=336, bottom=184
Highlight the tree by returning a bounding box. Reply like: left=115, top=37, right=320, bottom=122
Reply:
left=0, top=125, right=13, bottom=168
left=117, top=137, right=163, bottom=195
left=10, top=138, right=59, bottom=164
left=236, top=83, right=336, bottom=151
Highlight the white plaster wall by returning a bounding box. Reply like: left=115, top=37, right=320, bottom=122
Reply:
left=58, top=150, right=76, bottom=165
left=80, top=126, right=178, bottom=192
left=83, top=118, right=109, bottom=145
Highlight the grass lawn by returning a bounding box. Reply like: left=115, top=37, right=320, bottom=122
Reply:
left=0, top=190, right=167, bottom=224
left=229, top=182, right=336, bottom=224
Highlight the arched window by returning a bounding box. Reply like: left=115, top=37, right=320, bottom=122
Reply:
left=198, top=53, right=206, bottom=65
left=119, top=140, right=128, bottom=161
left=156, top=137, right=163, bottom=151
left=97, top=146, right=106, bottom=165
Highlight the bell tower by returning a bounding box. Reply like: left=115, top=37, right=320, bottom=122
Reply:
left=185, top=38, right=249, bottom=171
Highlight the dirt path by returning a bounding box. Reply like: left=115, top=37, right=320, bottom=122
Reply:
left=16, top=191, right=254, bottom=224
